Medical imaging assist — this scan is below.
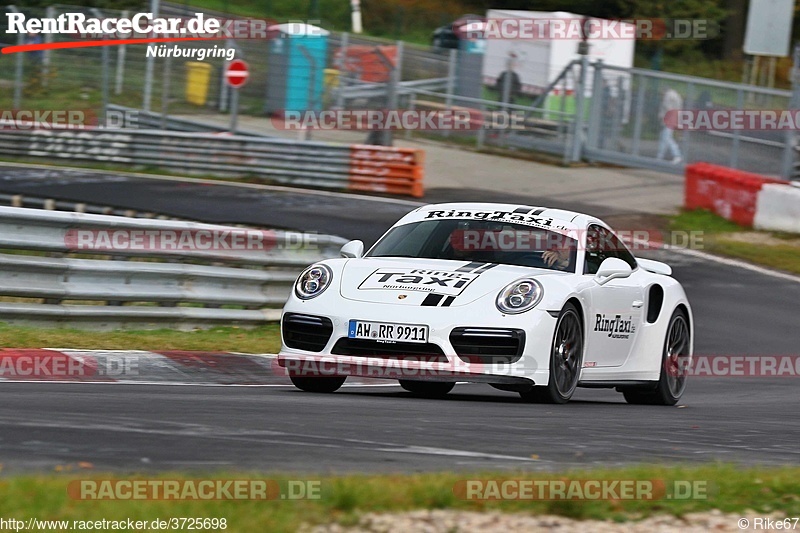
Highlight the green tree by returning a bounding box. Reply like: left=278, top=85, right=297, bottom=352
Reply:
left=624, top=0, right=727, bottom=63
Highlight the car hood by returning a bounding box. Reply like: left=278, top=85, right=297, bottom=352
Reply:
left=338, top=257, right=563, bottom=307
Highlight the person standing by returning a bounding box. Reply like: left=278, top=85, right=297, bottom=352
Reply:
left=657, top=87, right=683, bottom=163
left=496, top=52, right=522, bottom=105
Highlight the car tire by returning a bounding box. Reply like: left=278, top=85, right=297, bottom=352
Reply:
left=622, top=308, right=690, bottom=406
left=520, top=302, right=583, bottom=404
left=399, top=380, right=455, bottom=397
left=290, top=376, right=346, bottom=393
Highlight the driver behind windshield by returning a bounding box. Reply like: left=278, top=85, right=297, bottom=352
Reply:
left=369, top=218, right=577, bottom=273
left=446, top=222, right=575, bottom=272
left=542, top=246, right=571, bottom=271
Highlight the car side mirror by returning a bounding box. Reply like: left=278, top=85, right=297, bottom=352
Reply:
left=340, top=240, right=364, bottom=259
left=594, top=257, right=632, bottom=286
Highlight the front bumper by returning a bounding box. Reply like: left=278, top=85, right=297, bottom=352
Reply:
left=278, top=297, right=556, bottom=385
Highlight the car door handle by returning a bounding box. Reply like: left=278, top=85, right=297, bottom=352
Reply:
left=632, top=300, right=644, bottom=308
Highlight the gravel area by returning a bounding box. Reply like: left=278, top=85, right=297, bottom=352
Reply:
left=307, top=509, right=783, bottom=532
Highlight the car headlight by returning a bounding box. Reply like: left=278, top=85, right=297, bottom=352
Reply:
left=295, top=264, right=333, bottom=300
left=496, top=278, right=543, bottom=314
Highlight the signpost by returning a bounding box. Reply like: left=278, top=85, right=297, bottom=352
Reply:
left=225, top=59, right=250, bottom=133
left=743, top=0, right=794, bottom=90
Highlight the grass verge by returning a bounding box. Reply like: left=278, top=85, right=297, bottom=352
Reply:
left=0, top=323, right=281, bottom=353
left=670, top=209, right=800, bottom=275
left=0, top=465, right=798, bottom=532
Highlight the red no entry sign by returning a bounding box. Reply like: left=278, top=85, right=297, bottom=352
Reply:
left=224, top=59, right=250, bottom=89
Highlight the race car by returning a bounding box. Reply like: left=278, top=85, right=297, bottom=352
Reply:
left=278, top=203, right=693, bottom=405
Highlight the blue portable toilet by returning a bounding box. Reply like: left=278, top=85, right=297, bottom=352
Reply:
left=456, top=21, right=485, bottom=100
left=265, top=23, right=329, bottom=115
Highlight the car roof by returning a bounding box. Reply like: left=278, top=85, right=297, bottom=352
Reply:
left=399, top=202, right=605, bottom=232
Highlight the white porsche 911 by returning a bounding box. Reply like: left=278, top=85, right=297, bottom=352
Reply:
left=278, top=203, right=693, bottom=405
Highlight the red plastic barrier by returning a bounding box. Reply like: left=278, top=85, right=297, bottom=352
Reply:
left=685, top=163, right=788, bottom=226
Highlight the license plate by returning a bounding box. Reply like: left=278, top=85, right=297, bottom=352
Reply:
left=348, top=320, right=429, bottom=343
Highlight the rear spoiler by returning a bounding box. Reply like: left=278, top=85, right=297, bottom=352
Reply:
left=637, top=258, right=672, bottom=276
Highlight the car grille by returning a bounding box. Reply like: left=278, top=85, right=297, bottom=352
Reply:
left=449, top=327, right=525, bottom=364
left=282, top=313, right=333, bottom=352
left=331, top=338, right=449, bottom=363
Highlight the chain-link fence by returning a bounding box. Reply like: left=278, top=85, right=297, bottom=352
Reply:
left=2, top=3, right=798, bottom=178
left=583, top=63, right=794, bottom=177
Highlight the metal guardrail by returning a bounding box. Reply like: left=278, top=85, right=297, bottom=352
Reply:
left=0, top=206, right=347, bottom=328
left=106, top=104, right=269, bottom=137
left=338, top=77, right=449, bottom=101
left=0, top=206, right=345, bottom=265
left=0, top=192, right=175, bottom=219
left=0, top=128, right=425, bottom=197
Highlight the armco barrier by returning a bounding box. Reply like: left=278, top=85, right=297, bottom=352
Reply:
left=106, top=104, right=268, bottom=137
left=0, top=127, right=426, bottom=198
left=685, top=163, right=788, bottom=226
left=0, top=206, right=347, bottom=329
left=754, top=183, right=800, bottom=233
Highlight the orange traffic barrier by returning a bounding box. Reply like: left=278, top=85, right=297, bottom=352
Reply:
left=348, top=145, right=425, bottom=198
left=336, top=46, right=398, bottom=83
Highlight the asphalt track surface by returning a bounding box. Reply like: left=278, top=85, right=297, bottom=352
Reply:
left=0, top=163, right=799, bottom=473
left=0, top=164, right=627, bottom=243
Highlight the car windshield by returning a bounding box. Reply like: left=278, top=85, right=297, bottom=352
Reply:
left=367, top=219, right=578, bottom=273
